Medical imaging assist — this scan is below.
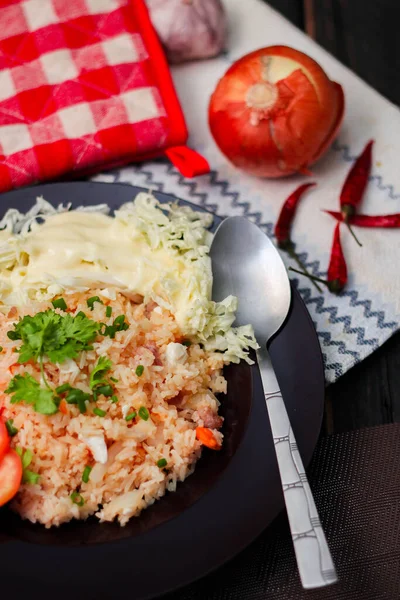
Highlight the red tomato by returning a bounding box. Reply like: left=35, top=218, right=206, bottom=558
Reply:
left=0, top=419, right=10, bottom=461
left=0, top=450, right=22, bottom=507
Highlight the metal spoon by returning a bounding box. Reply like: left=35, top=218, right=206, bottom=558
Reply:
left=210, top=216, right=337, bottom=589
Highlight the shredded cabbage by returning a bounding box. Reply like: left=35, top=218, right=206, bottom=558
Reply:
left=0, top=192, right=258, bottom=364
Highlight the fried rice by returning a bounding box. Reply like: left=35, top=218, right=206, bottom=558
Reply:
left=1, top=290, right=226, bottom=528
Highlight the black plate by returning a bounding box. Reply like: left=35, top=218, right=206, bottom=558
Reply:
left=0, top=182, right=324, bottom=599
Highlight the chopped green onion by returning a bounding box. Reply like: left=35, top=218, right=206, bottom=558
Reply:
left=93, top=407, right=106, bottom=417
left=5, top=419, right=18, bottom=437
left=182, top=340, right=191, bottom=347
left=23, top=470, right=40, bottom=485
left=0, top=346, right=3, bottom=352
left=77, top=398, right=87, bottom=414
left=125, top=411, right=137, bottom=422
left=15, top=446, right=23, bottom=457
left=87, top=296, right=103, bottom=310
left=82, top=466, right=92, bottom=484
left=111, top=395, right=119, bottom=404
left=157, top=458, right=167, bottom=468
left=110, top=377, right=118, bottom=383
left=7, top=330, right=20, bottom=340
left=135, top=365, right=144, bottom=377
left=56, top=383, right=72, bottom=394
left=70, top=491, right=85, bottom=506
left=100, top=315, right=129, bottom=338
left=101, top=324, right=115, bottom=339
left=138, top=406, right=149, bottom=421
left=65, top=388, right=90, bottom=413
left=52, top=297, right=67, bottom=311
left=96, top=384, right=113, bottom=397
left=113, top=315, right=128, bottom=330
left=22, top=449, right=33, bottom=469
left=106, top=306, right=112, bottom=318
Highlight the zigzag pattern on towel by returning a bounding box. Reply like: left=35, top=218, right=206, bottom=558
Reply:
left=332, top=140, right=400, bottom=200
left=165, top=164, right=271, bottom=234
left=106, top=161, right=398, bottom=375
left=113, top=165, right=165, bottom=192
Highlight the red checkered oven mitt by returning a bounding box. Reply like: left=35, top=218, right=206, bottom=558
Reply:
left=0, top=0, right=210, bottom=192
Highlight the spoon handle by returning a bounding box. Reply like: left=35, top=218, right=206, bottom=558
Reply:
left=258, top=350, right=337, bottom=589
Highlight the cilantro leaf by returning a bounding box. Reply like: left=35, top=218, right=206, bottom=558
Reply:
left=7, top=309, right=99, bottom=366
left=6, top=373, right=40, bottom=405
left=47, top=312, right=99, bottom=363
left=90, top=356, right=113, bottom=390
left=62, top=312, right=99, bottom=345
left=6, top=373, right=58, bottom=415
left=34, top=389, right=59, bottom=415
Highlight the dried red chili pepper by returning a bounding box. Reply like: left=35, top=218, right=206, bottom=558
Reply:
left=325, top=210, right=400, bottom=228
left=339, top=139, right=374, bottom=246
left=274, top=182, right=322, bottom=292
left=290, top=223, right=347, bottom=294
left=275, top=182, right=316, bottom=246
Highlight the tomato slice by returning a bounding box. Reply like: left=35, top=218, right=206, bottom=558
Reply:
left=0, top=449, right=22, bottom=507
left=0, top=419, right=10, bottom=461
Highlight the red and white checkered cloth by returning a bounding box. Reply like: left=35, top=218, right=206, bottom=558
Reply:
left=0, top=0, right=209, bottom=192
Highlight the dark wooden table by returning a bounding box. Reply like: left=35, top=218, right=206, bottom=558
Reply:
left=265, top=0, right=400, bottom=435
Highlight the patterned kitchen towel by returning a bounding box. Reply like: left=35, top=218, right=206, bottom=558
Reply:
left=94, top=0, right=400, bottom=383
left=0, top=0, right=209, bottom=191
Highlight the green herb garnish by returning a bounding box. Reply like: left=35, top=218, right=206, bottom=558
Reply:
left=93, top=407, right=106, bottom=417
left=89, top=356, right=112, bottom=390
left=100, top=315, right=129, bottom=339
left=5, top=419, right=18, bottom=437
left=16, top=447, right=40, bottom=484
left=135, top=365, right=144, bottom=377
left=125, top=411, right=137, bottom=422
left=23, top=470, right=40, bottom=484
left=87, top=296, right=103, bottom=310
left=70, top=491, right=85, bottom=506
left=96, top=384, right=113, bottom=397
left=82, top=466, right=92, bottom=484
left=110, top=377, right=118, bottom=383
left=111, top=395, right=118, bottom=403
left=106, top=306, right=112, bottom=318
left=55, top=383, right=72, bottom=395
left=138, top=406, right=149, bottom=421
left=65, top=387, right=90, bottom=413
left=157, top=458, right=167, bottom=468
left=51, top=297, right=67, bottom=311
left=6, top=374, right=58, bottom=415
left=21, top=448, right=33, bottom=469
left=7, top=309, right=99, bottom=366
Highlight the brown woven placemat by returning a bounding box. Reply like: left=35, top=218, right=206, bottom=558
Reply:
left=168, top=423, right=400, bottom=600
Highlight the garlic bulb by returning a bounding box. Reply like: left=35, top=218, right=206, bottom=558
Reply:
left=147, top=0, right=227, bottom=64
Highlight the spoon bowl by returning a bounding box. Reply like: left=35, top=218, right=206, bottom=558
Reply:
left=211, top=217, right=290, bottom=347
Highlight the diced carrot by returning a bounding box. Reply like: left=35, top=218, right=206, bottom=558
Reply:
left=59, top=399, right=68, bottom=415
left=195, top=427, right=221, bottom=450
